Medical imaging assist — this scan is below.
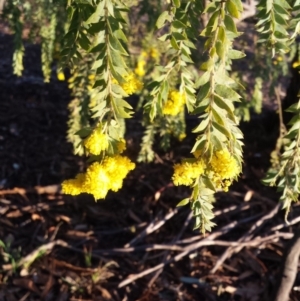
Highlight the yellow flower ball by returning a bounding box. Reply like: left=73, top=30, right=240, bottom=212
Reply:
left=121, top=73, right=143, bottom=95
left=210, top=149, right=240, bottom=180
left=61, top=173, right=85, bottom=196
left=135, top=61, right=146, bottom=77
left=84, top=128, right=109, bottom=155
left=173, top=159, right=205, bottom=186
left=57, top=71, right=65, bottom=81
left=163, top=90, right=185, bottom=116
left=117, top=139, right=126, bottom=153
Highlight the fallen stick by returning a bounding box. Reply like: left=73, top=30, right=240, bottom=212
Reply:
left=210, top=203, right=281, bottom=274
left=118, top=217, right=258, bottom=288
left=272, top=226, right=300, bottom=301
left=147, top=210, right=193, bottom=287
left=118, top=232, right=292, bottom=288
left=124, top=208, right=181, bottom=247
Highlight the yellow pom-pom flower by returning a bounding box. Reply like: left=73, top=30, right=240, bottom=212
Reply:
left=62, top=156, right=135, bottom=200
left=83, top=162, right=111, bottom=199
left=117, top=139, right=126, bottom=153
left=84, top=128, right=109, bottom=155
left=61, top=173, right=85, bottom=196
left=173, top=160, right=205, bottom=186
left=121, top=73, right=143, bottom=95
left=135, top=60, right=146, bottom=77
left=163, top=90, right=185, bottom=116
left=178, top=133, right=186, bottom=141
left=104, top=155, right=135, bottom=192
left=149, top=47, right=159, bottom=59
left=208, top=149, right=240, bottom=191
left=57, top=71, right=65, bottom=81
left=210, top=149, right=240, bottom=180
left=292, top=61, right=300, bottom=69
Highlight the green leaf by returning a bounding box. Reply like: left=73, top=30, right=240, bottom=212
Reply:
left=227, top=49, right=246, bottom=59
left=197, top=82, right=211, bottom=103
left=171, top=35, right=180, bottom=50
left=230, top=0, right=243, bottom=12
left=224, top=15, right=238, bottom=33
left=78, top=33, right=90, bottom=50
left=85, top=1, right=104, bottom=24
left=109, top=35, right=128, bottom=55
left=177, top=198, right=190, bottom=207
left=214, top=94, right=235, bottom=114
left=226, top=0, right=241, bottom=18
left=193, top=116, right=210, bottom=133
left=173, top=0, right=181, bottom=8
left=75, top=128, right=92, bottom=138
left=195, top=72, right=210, bottom=87
left=212, top=121, right=232, bottom=138
left=156, top=11, right=171, bottom=29
left=172, top=20, right=187, bottom=29
left=216, top=40, right=225, bottom=60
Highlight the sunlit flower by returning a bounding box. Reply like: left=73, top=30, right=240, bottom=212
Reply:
left=103, top=155, right=135, bottom=192
left=83, top=162, right=111, bottom=199
left=150, top=47, right=159, bottom=59
left=292, top=61, right=300, bottom=69
left=135, top=60, right=146, bottom=77
left=121, top=73, right=143, bottom=95
left=84, top=128, right=109, bottom=155
left=210, top=149, right=240, bottom=180
left=57, top=71, right=65, bottom=81
left=62, top=156, right=135, bottom=200
left=178, top=133, right=186, bottom=141
left=141, top=51, right=148, bottom=58
left=117, top=139, right=126, bottom=153
left=173, top=159, right=205, bottom=186
left=61, top=173, right=85, bottom=196
left=163, top=90, right=185, bottom=116
left=88, top=74, right=95, bottom=81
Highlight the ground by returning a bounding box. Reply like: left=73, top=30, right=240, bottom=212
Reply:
left=1, top=30, right=300, bottom=301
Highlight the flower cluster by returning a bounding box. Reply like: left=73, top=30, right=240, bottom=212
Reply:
left=209, top=150, right=240, bottom=191
left=141, top=47, right=159, bottom=60
left=120, top=73, right=143, bottom=95
left=84, top=128, right=109, bottom=155
left=117, top=138, right=126, bottom=153
left=57, top=71, right=65, bottom=81
left=135, top=60, right=146, bottom=77
left=173, top=149, right=240, bottom=192
left=173, top=160, right=205, bottom=186
left=62, top=155, right=135, bottom=199
left=293, top=61, right=300, bottom=69
left=163, top=90, right=185, bottom=116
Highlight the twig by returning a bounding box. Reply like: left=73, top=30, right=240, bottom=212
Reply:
left=177, top=213, right=263, bottom=245
left=15, top=240, right=69, bottom=270
left=272, top=226, right=300, bottom=301
left=118, top=218, right=254, bottom=288
left=124, top=208, right=180, bottom=247
left=95, top=244, right=185, bottom=254
left=118, top=232, right=292, bottom=288
left=147, top=210, right=193, bottom=287
left=0, top=185, right=60, bottom=195
left=270, top=215, right=300, bottom=232
left=210, top=203, right=281, bottom=274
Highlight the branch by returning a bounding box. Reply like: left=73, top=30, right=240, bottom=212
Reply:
left=272, top=226, right=300, bottom=301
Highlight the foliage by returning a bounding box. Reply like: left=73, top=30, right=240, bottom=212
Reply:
left=2, top=0, right=300, bottom=232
